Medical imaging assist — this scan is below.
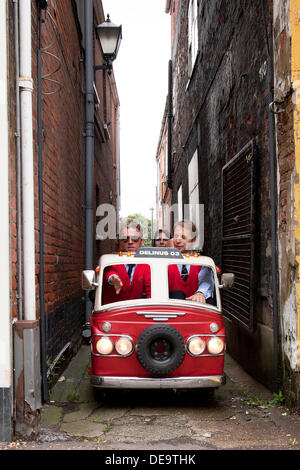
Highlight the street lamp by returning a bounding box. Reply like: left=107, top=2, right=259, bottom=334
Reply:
left=95, top=14, right=122, bottom=74
left=83, top=6, right=122, bottom=343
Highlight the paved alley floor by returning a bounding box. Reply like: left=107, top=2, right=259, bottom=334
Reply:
left=2, top=344, right=300, bottom=451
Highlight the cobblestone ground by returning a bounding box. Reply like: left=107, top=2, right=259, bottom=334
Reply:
left=1, top=345, right=300, bottom=451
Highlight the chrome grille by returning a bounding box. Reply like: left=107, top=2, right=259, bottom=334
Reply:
left=136, top=311, right=186, bottom=321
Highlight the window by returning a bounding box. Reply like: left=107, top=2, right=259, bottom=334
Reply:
left=188, top=150, right=199, bottom=207
left=177, top=185, right=183, bottom=220
left=221, top=140, right=256, bottom=330
left=168, top=264, right=216, bottom=305
left=101, top=264, right=151, bottom=305
left=188, top=0, right=198, bottom=78
left=188, top=150, right=203, bottom=250
left=164, top=131, right=168, bottom=181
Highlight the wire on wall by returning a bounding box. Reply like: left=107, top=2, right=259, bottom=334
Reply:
left=40, top=8, right=62, bottom=95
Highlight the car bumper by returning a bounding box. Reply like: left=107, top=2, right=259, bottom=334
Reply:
left=91, top=374, right=226, bottom=389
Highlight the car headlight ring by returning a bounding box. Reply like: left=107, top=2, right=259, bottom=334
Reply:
left=207, top=336, right=224, bottom=355
left=115, top=337, right=134, bottom=356
left=95, top=336, right=114, bottom=355
left=187, top=337, right=206, bottom=356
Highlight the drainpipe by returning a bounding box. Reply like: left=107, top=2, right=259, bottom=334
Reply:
left=167, top=59, right=173, bottom=189
left=0, top=0, right=12, bottom=442
left=261, top=0, right=280, bottom=393
left=14, top=0, right=23, bottom=321
left=83, top=0, right=95, bottom=340
left=19, top=0, right=36, bottom=323
left=267, top=54, right=280, bottom=394
left=116, top=105, right=121, bottom=234
left=14, top=0, right=42, bottom=435
left=37, top=1, right=48, bottom=402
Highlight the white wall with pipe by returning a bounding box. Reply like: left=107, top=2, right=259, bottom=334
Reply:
left=19, top=0, right=36, bottom=321
left=0, top=0, right=12, bottom=390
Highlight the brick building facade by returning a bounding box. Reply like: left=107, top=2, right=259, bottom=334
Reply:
left=159, top=0, right=300, bottom=406
left=1, top=0, right=120, bottom=439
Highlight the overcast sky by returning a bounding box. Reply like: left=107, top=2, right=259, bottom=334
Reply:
left=102, top=0, right=171, bottom=221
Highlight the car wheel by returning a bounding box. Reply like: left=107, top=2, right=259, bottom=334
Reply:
left=136, top=324, right=185, bottom=375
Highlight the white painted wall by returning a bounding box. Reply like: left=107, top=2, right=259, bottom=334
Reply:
left=0, top=0, right=12, bottom=388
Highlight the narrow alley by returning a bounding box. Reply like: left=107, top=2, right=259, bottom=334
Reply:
left=3, top=345, right=300, bottom=451
left=2, top=0, right=300, bottom=449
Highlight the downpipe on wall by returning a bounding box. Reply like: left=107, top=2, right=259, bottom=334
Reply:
left=14, top=0, right=42, bottom=437
left=82, top=0, right=95, bottom=342
left=261, top=0, right=280, bottom=393
left=167, top=59, right=173, bottom=190
left=37, top=0, right=48, bottom=403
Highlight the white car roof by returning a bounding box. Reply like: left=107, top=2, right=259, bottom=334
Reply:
left=98, top=248, right=217, bottom=269
left=94, top=248, right=221, bottom=312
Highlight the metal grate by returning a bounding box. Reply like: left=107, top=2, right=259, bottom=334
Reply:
left=221, top=140, right=256, bottom=330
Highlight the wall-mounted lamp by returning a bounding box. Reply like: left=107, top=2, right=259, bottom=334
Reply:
left=94, top=14, right=122, bottom=75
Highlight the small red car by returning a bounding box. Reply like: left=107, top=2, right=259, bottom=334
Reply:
left=82, top=247, right=234, bottom=391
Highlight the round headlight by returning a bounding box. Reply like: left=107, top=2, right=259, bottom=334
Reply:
left=115, top=337, right=134, bottom=356
left=207, top=337, right=224, bottom=355
left=96, top=336, right=114, bottom=355
left=188, top=337, right=206, bottom=356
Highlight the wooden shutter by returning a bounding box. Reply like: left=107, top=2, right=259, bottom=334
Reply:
left=221, top=140, right=256, bottom=330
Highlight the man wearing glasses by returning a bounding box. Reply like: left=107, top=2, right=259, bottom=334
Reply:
left=102, top=221, right=151, bottom=304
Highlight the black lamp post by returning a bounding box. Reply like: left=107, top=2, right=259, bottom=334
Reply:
left=83, top=6, right=122, bottom=342
left=95, top=14, right=122, bottom=74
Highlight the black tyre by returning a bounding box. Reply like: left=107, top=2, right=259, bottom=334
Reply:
left=136, top=324, right=185, bottom=375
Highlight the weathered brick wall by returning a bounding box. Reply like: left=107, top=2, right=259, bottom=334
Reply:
left=171, top=0, right=275, bottom=387
left=31, top=1, right=86, bottom=358
left=9, top=1, right=118, bottom=362
left=273, top=0, right=299, bottom=406
left=8, top=0, right=18, bottom=320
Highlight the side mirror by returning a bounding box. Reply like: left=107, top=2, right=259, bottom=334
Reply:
left=82, top=270, right=98, bottom=290
left=220, top=273, right=235, bottom=290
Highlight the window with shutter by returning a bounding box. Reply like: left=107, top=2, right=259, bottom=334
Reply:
left=221, top=140, right=256, bottom=331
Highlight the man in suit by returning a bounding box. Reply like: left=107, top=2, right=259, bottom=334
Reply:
left=169, top=219, right=215, bottom=304
left=102, top=221, right=151, bottom=305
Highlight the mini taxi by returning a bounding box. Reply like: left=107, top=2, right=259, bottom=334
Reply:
left=82, top=247, right=234, bottom=391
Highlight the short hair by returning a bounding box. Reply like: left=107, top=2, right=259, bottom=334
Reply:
left=153, top=228, right=171, bottom=240
left=174, top=219, right=198, bottom=242
left=119, top=220, right=143, bottom=238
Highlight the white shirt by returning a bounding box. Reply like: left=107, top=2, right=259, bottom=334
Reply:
left=177, top=265, right=214, bottom=299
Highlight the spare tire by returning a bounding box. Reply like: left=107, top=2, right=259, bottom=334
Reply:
left=136, top=324, right=185, bottom=375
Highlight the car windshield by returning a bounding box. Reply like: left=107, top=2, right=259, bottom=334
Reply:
left=100, top=261, right=216, bottom=307
left=101, top=263, right=151, bottom=305
left=168, top=263, right=216, bottom=306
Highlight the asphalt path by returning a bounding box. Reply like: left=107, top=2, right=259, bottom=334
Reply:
left=2, top=345, right=300, bottom=454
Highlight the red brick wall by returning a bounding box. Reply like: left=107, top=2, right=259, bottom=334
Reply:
left=8, top=0, right=18, bottom=319
left=9, top=0, right=119, bottom=360
left=32, top=1, right=85, bottom=317
left=277, top=97, right=295, bottom=235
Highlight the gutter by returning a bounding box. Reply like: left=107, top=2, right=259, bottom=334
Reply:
left=83, top=0, right=95, bottom=340
left=19, top=0, right=36, bottom=322
left=37, top=0, right=48, bottom=402
left=167, top=59, right=173, bottom=189
left=261, top=0, right=280, bottom=393
left=14, top=0, right=23, bottom=321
